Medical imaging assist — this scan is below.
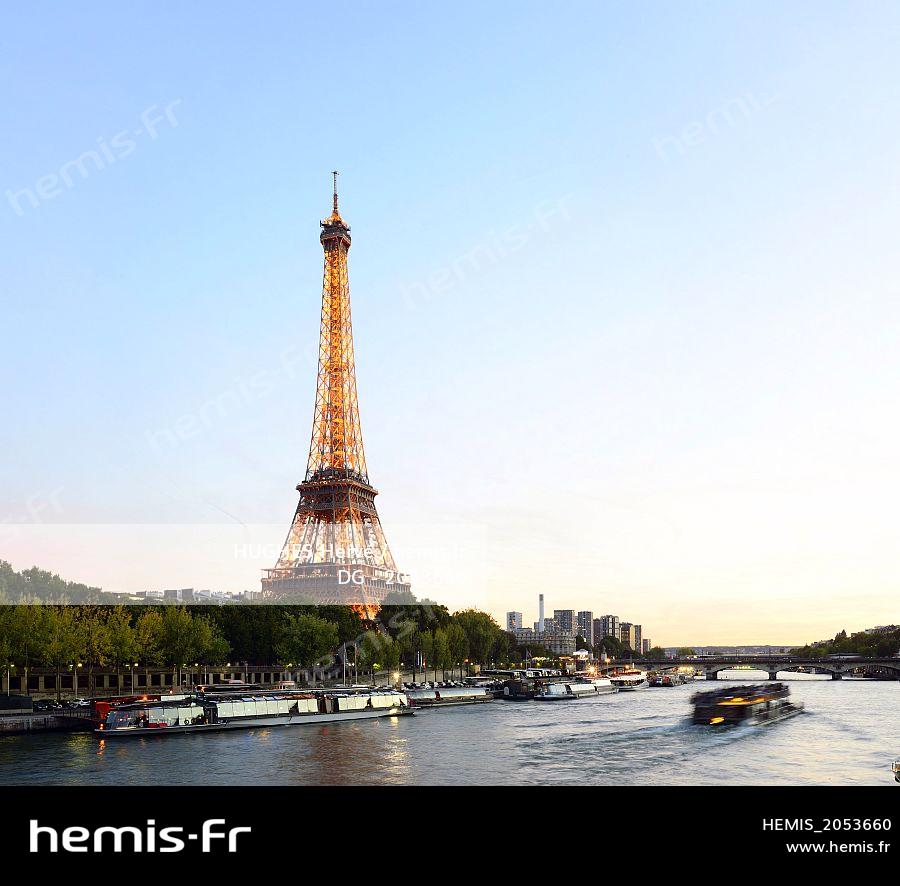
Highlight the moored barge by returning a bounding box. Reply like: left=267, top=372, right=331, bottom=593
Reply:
left=649, top=672, right=694, bottom=687
left=535, top=678, right=617, bottom=700
left=405, top=686, right=493, bottom=707
left=97, top=689, right=413, bottom=737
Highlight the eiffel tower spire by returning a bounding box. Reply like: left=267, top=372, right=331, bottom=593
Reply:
left=262, top=175, right=409, bottom=608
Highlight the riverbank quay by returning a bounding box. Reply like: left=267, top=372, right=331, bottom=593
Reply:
left=0, top=709, right=93, bottom=735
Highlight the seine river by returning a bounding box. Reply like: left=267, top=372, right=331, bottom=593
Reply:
left=2, top=674, right=896, bottom=786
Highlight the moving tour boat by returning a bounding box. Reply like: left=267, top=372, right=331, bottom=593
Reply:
left=691, top=682, right=804, bottom=727
left=535, top=678, right=617, bottom=700
left=609, top=670, right=649, bottom=691
left=97, top=688, right=413, bottom=737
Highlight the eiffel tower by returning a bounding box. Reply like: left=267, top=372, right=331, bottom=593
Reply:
left=262, top=174, right=410, bottom=609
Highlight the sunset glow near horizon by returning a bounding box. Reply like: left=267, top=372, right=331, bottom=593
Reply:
left=2, top=4, right=899, bottom=646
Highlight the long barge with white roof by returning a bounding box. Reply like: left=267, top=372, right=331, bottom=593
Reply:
left=96, top=688, right=413, bottom=737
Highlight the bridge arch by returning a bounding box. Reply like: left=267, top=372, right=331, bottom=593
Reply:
left=703, top=661, right=900, bottom=680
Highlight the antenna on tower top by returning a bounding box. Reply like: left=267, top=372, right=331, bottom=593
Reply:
left=332, top=170, right=339, bottom=215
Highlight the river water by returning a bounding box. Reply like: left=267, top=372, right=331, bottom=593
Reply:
left=1, top=673, right=897, bottom=786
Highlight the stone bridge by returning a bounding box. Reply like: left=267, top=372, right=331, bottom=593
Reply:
left=637, top=656, right=900, bottom=681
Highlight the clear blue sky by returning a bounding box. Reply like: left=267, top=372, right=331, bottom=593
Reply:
left=3, top=3, right=900, bottom=643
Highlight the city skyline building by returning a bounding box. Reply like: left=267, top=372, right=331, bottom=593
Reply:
left=577, top=610, right=594, bottom=646
left=598, top=615, right=620, bottom=640
left=509, top=599, right=653, bottom=651
left=554, top=610, right=575, bottom=633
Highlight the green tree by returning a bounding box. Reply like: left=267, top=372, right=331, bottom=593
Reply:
left=0, top=561, right=102, bottom=604
left=453, top=609, right=498, bottom=668
left=418, top=630, right=434, bottom=682
left=595, top=635, right=624, bottom=659
left=79, top=606, right=111, bottom=696
left=188, top=615, right=230, bottom=683
left=446, top=621, right=469, bottom=679
left=41, top=607, right=85, bottom=701
left=159, top=607, right=196, bottom=686
left=106, top=606, right=136, bottom=692
left=0, top=606, right=15, bottom=681
left=357, top=630, right=402, bottom=685
left=277, top=613, right=339, bottom=685
left=492, top=630, right=512, bottom=666
left=199, top=617, right=230, bottom=665
left=382, top=636, right=401, bottom=682
left=398, top=628, right=419, bottom=681
left=11, top=604, right=46, bottom=696
left=311, top=606, right=365, bottom=645
left=134, top=609, right=163, bottom=680
left=357, top=631, right=381, bottom=685
left=432, top=627, right=451, bottom=680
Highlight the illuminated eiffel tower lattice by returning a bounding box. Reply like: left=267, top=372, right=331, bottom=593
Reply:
left=262, top=173, right=410, bottom=610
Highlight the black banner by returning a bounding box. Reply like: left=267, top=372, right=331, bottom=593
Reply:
left=0, top=786, right=894, bottom=868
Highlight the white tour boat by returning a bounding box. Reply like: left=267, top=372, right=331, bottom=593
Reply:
left=609, top=670, right=649, bottom=690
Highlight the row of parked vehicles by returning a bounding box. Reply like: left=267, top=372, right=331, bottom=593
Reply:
left=32, top=698, right=91, bottom=712
left=400, top=681, right=471, bottom=690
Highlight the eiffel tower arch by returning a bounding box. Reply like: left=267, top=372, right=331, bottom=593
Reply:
left=262, top=174, right=411, bottom=609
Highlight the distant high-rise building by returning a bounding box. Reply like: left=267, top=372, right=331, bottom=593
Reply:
left=506, top=611, right=523, bottom=632
left=620, top=622, right=637, bottom=651
left=642, top=638, right=651, bottom=654
left=593, top=618, right=604, bottom=647
left=576, top=611, right=594, bottom=646
left=598, top=615, right=620, bottom=640
left=554, top=610, right=575, bottom=633
left=633, top=624, right=642, bottom=653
